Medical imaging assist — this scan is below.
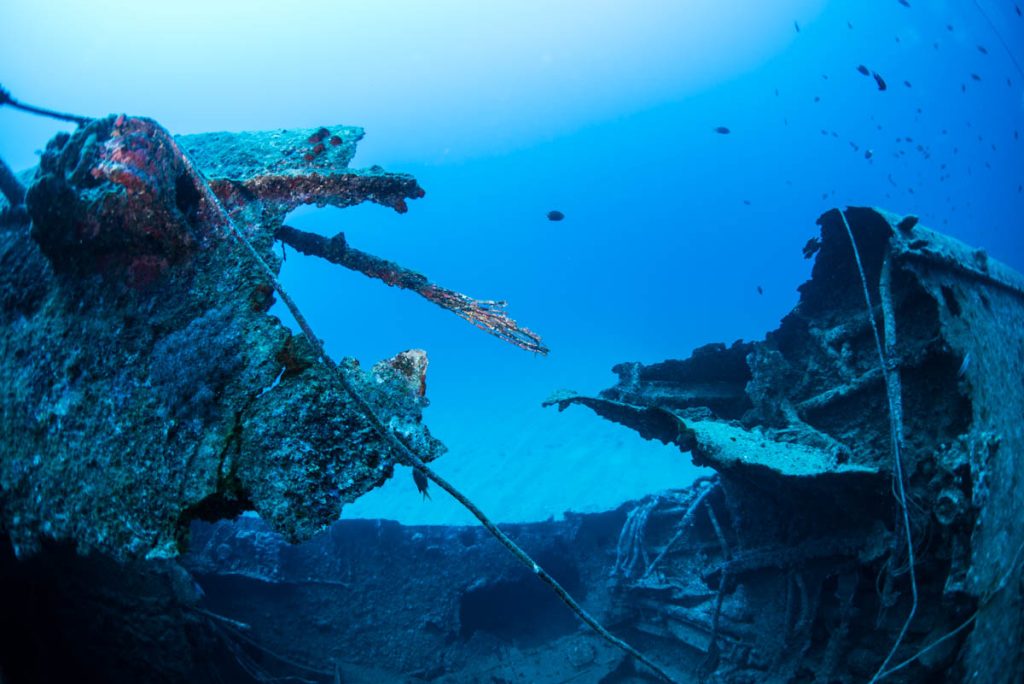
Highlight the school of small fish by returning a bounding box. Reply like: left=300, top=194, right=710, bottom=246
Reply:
left=701, top=1, right=1024, bottom=224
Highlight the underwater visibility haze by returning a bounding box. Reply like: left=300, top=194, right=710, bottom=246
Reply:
left=1, top=0, right=1023, bottom=682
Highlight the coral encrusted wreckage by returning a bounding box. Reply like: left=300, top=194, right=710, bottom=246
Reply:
left=0, top=115, right=448, bottom=561
left=545, top=207, right=1024, bottom=682
left=1, top=112, right=1022, bottom=683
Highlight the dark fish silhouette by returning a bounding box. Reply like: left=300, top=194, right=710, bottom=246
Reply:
left=547, top=210, right=565, bottom=221
left=873, top=72, right=888, bottom=90
left=857, top=65, right=870, bottom=76
left=977, top=45, right=988, bottom=55
left=971, top=73, right=982, bottom=81
left=794, top=20, right=800, bottom=33
left=802, top=237, right=822, bottom=259
left=412, top=468, right=431, bottom=500
left=904, top=80, right=913, bottom=88
left=714, top=126, right=731, bottom=134
left=757, top=286, right=764, bottom=295
left=898, top=0, right=910, bottom=6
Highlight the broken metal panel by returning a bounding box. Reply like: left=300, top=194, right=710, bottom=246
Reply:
left=180, top=125, right=364, bottom=178
left=180, top=124, right=426, bottom=223
left=0, top=115, right=442, bottom=560
left=877, top=212, right=1024, bottom=680
left=547, top=207, right=1024, bottom=681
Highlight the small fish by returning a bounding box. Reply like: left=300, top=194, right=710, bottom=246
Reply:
left=971, top=73, right=981, bottom=81
left=713, top=126, right=731, bottom=134
left=898, top=0, right=910, bottom=6
left=802, top=237, right=822, bottom=259
left=546, top=210, right=565, bottom=221
left=873, top=71, right=888, bottom=90
left=904, top=80, right=913, bottom=88
left=864, top=149, right=874, bottom=159
left=857, top=64, right=870, bottom=76
left=977, top=45, right=988, bottom=55
left=794, top=20, right=800, bottom=33
left=757, top=285, right=764, bottom=295
left=412, top=468, right=431, bottom=500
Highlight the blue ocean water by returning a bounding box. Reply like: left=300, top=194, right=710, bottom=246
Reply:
left=1, top=0, right=1021, bottom=525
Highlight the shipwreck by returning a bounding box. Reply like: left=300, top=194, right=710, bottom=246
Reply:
left=0, top=99, right=1021, bottom=683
